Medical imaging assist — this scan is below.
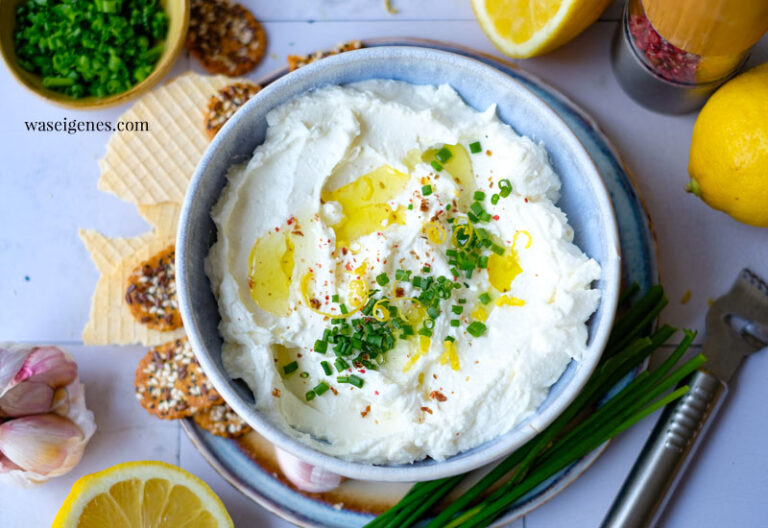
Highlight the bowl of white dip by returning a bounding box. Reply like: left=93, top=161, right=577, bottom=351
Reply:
left=177, top=46, right=620, bottom=482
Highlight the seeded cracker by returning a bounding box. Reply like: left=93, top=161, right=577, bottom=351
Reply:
left=98, top=72, right=236, bottom=208
left=125, top=245, right=182, bottom=331
left=194, top=403, right=252, bottom=437
left=187, top=0, right=267, bottom=76
left=287, top=40, right=362, bottom=71
left=204, top=82, right=261, bottom=139
left=135, top=338, right=223, bottom=419
left=80, top=203, right=186, bottom=346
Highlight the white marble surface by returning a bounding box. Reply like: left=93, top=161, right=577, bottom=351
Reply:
left=1, top=1, right=767, bottom=526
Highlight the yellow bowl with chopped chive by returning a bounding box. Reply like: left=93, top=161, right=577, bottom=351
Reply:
left=0, top=0, right=189, bottom=109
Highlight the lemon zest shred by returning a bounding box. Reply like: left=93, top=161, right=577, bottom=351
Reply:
left=422, top=221, right=447, bottom=245
left=512, top=230, right=532, bottom=250
left=496, top=296, right=526, bottom=307
left=471, top=306, right=488, bottom=322
left=450, top=220, right=474, bottom=248
left=372, top=299, right=390, bottom=322
left=440, top=340, right=460, bottom=371
left=300, top=272, right=361, bottom=319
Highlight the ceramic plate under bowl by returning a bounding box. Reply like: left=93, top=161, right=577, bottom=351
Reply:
left=177, top=46, right=621, bottom=481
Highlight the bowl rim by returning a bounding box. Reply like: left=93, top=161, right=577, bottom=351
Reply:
left=177, top=45, right=621, bottom=482
left=0, top=0, right=190, bottom=110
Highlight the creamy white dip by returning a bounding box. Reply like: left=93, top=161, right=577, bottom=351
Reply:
left=206, top=80, right=601, bottom=464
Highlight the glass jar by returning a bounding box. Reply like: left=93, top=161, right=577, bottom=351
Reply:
left=612, top=0, right=768, bottom=113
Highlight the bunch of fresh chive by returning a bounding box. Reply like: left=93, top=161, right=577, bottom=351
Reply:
left=14, top=0, right=168, bottom=98
left=364, top=285, right=705, bottom=528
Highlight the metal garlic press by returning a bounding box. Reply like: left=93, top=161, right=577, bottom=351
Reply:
left=602, top=268, right=768, bottom=528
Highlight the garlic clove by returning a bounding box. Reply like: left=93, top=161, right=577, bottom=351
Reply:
left=274, top=447, right=344, bottom=492
left=15, top=347, right=77, bottom=389
left=0, top=414, right=84, bottom=475
left=0, top=382, right=54, bottom=417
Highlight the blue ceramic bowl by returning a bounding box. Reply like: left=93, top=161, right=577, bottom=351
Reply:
left=177, top=46, right=621, bottom=482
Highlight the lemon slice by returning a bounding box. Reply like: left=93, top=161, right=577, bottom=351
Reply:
left=471, top=0, right=612, bottom=58
left=52, top=461, right=233, bottom=528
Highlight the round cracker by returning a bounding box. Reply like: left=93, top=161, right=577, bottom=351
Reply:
left=125, top=245, right=182, bottom=332
left=135, top=338, right=223, bottom=420
left=187, top=0, right=267, bottom=76
left=204, top=82, right=262, bottom=139
left=194, top=403, right=252, bottom=437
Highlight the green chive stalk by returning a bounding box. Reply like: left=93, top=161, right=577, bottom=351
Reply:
left=365, top=286, right=703, bottom=528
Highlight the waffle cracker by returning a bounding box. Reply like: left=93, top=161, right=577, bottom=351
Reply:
left=80, top=202, right=186, bottom=345
left=135, top=338, right=223, bottom=419
left=97, top=72, right=235, bottom=208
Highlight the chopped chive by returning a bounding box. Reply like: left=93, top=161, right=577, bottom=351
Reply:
left=450, top=319, right=460, bottom=327
left=335, top=358, right=350, bottom=371
left=478, top=255, right=489, bottom=268
left=491, top=244, right=505, bottom=256
left=283, top=361, right=299, bottom=375
left=422, top=184, right=433, bottom=196
left=336, top=375, right=350, bottom=383
left=331, top=318, right=342, bottom=324
left=376, top=273, right=390, bottom=286
left=314, top=339, right=328, bottom=354
left=467, top=321, right=487, bottom=337
left=340, top=303, right=348, bottom=314
left=474, top=191, right=486, bottom=201
left=305, top=391, right=316, bottom=401
left=412, top=276, right=422, bottom=288
left=408, top=203, right=414, bottom=210
left=450, top=267, right=459, bottom=278
left=422, top=265, right=431, bottom=273
left=349, top=375, right=364, bottom=388
left=458, top=298, right=467, bottom=304
left=452, top=305, right=464, bottom=315
left=431, top=160, right=443, bottom=172
left=395, top=269, right=407, bottom=280
left=299, top=371, right=310, bottom=378
left=313, top=381, right=330, bottom=396
left=321, top=361, right=332, bottom=375
left=491, top=193, right=500, bottom=205
left=446, top=203, right=452, bottom=211
left=479, top=293, right=492, bottom=305
left=469, top=141, right=482, bottom=154
left=418, top=327, right=433, bottom=337
left=436, top=147, right=452, bottom=163
left=467, top=212, right=479, bottom=223
left=470, top=202, right=485, bottom=216
left=331, top=294, right=340, bottom=303
left=499, top=179, right=512, bottom=197
left=444, top=336, right=456, bottom=342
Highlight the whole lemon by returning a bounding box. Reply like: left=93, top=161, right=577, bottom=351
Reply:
left=687, top=62, right=768, bottom=227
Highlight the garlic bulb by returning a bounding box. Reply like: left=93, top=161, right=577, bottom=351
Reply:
left=0, top=344, right=96, bottom=487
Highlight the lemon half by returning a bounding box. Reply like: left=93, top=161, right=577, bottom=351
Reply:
left=471, top=0, right=612, bottom=58
left=52, top=461, right=233, bottom=528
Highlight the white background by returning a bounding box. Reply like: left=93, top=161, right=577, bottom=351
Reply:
left=1, top=0, right=767, bottom=526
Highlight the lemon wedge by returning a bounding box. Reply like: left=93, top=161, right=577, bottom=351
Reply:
left=52, top=461, right=233, bottom=528
left=471, top=0, right=612, bottom=58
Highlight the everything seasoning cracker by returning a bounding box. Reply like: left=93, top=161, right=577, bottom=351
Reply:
left=204, top=82, right=262, bottom=139
left=194, top=403, right=252, bottom=437
left=287, top=40, right=362, bottom=71
left=125, top=245, right=182, bottom=331
left=135, top=338, right=223, bottom=419
left=186, top=0, right=267, bottom=76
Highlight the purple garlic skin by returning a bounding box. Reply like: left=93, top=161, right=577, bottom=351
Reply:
left=0, top=344, right=96, bottom=487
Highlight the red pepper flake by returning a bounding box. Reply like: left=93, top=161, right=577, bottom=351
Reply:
left=359, top=369, right=366, bottom=374
left=345, top=262, right=353, bottom=272
left=342, top=247, right=348, bottom=255
left=361, top=405, right=371, bottom=418
left=287, top=217, right=294, bottom=225
left=275, top=227, right=280, bottom=232
left=486, top=150, right=492, bottom=156
left=374, top=391, right=380, bottom=396
left=492, top=215, right=500, bottom=221
left=420, top=406, right=433, bottom=414
left=524, top=198, right=529, bottom=203
left=330, top=387, right=338, bottom=395
left=430, top=391, right=447, bottom=401
left=272, top=388, right=281, bottom=397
